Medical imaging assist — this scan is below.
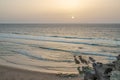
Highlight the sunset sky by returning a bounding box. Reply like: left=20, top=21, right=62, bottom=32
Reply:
left=0, top=0, right=120, bottom=23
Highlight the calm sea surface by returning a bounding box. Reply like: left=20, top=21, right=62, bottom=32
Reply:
left=0, top=24, right=120, bottom=73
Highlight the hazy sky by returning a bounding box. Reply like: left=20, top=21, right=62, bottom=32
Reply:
left=0, top=0, right=120, bottom=23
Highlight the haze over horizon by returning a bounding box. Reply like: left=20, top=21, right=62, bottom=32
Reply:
left=0, top=0, right=120, bottom=23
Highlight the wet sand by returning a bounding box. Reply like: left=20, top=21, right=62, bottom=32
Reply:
left=0, top=65, right=82, bottom=80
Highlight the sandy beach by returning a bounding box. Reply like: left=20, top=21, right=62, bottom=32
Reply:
left=0, top=65, right=82, bottom=80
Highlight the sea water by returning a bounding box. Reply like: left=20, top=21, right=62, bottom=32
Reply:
left=0, top=24, right=120, bottom=73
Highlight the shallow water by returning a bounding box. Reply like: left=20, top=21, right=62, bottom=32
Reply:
left=0, top=24, right=120, bottom=73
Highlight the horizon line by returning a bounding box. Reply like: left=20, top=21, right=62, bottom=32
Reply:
left=0, top=22, right=120, bottom=25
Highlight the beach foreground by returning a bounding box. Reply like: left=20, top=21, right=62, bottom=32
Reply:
left=0, top=65, right=82, bottom=80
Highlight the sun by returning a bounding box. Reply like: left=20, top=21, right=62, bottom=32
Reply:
left=72, top=16, right=75, bottom=19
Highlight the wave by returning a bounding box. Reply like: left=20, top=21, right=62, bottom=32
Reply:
left=0, top=33, right=119, bottom=48
left=0, top=57, right=75, bottom=70
left=38, top=46, right=116, bottom=58
left=11, top=50, right=73, bottom=63
left=50, top=35, right=95, bottom=40
left=10, top=46, right=115, bottom=63
left=10, top=32, right=120, bottom=41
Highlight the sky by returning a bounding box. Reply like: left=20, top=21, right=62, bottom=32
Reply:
left=0, top=0, right=120, bottom=23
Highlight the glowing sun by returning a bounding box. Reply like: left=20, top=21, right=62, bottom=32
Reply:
left=72, top=16, right=75, bottom=19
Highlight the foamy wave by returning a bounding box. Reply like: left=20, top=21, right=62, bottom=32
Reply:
left=0, top=33, right=119, bottom=48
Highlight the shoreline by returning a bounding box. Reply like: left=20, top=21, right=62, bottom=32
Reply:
left=0, top=65, right=82, bottom=80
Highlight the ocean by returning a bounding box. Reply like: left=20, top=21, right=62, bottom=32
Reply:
left=0, top=24, right=120, bottom=73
